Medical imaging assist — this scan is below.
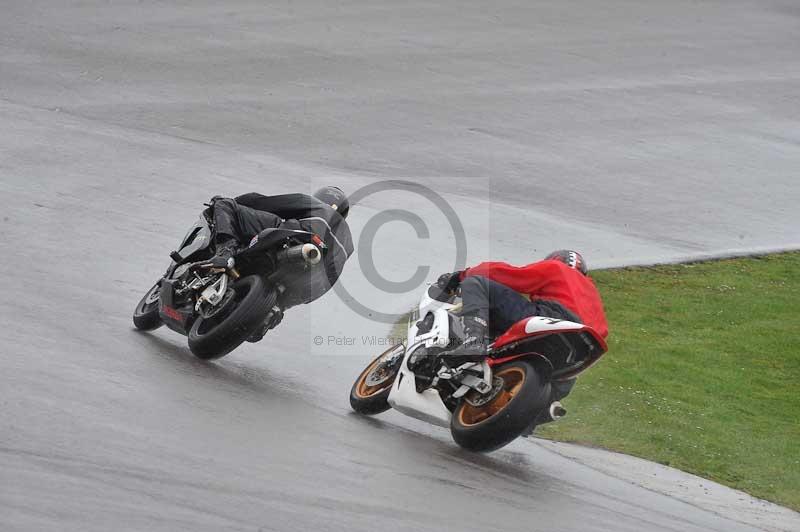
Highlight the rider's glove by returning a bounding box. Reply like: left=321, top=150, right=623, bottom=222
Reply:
left=201, top=237, right=239, bottom=269
left=436, top=271, right=463, bottom=294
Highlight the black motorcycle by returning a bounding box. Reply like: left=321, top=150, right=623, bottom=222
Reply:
left=132, top=209, right=325, bottom=359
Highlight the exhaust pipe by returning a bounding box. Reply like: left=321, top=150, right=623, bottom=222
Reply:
left=549, top=401, right=567, bottom=420
left=277, top=243, right=322, bottom=265
left=521, top=401, right=568, bottom=438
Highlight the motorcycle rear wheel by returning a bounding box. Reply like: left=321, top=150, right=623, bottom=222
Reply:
left=450, top=360, right=550, bottom=452
left=349, top=344, right=405, bottom=415
left=188, top=275, right=275, bottom=360
left=132, top=283, right=163, bottom=331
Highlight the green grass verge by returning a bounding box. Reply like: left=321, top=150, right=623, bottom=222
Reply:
left=537, top=252, right=800, bottom=510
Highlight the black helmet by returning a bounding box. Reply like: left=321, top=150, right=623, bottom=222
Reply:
left=313, top=186, right=349, bottom=219
left=545, top=249, right=588, bottom=275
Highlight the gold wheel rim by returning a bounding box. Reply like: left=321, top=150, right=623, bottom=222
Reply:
left=355, top=346, right=402, bottom=398
left=457, top=367, right=526, bottom=427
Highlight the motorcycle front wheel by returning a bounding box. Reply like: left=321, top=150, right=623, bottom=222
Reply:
left=132, top=283, right=163, bottom=331
left=188, top=275, right=275, bottom=360
left=349, top=344, right=405, bottom=415
left=450, top=360, right=550, bottom=452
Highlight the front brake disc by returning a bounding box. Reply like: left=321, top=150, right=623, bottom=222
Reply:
left=365, top=348, right=404, bottom=386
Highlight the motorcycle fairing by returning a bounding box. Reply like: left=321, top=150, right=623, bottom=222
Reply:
left=387, top=285, right=459, bottom=427
left=174, top=215, right=212, bottom=263
left=493, top=316, right=606, bottom=350
left=490, top=316, right=607, bottom=378
left=388, top=361, right=453, bottom=428
left=388, top=338, right=455, bottom=428
left=158, top=278, right=195, bottom=334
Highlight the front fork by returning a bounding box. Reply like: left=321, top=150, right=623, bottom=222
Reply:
left=195, top=272, right=229, bottom=311
left=192, top=256, right=242, bottom=312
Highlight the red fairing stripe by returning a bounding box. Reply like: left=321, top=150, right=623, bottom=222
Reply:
left=491, top=318, right=607, bottom=352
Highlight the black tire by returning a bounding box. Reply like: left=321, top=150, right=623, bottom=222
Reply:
left=133, top=283, right=163, bottom=331
left=188, top=275, right=275, bottom=360
left=450, top=360, right=551, bottom=453
left=350, top=344, right=405, bottom=415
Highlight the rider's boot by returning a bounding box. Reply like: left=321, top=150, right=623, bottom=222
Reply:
left=247, top=306, right=284, bottom=343
left=440, top=315, right=490, bottom=360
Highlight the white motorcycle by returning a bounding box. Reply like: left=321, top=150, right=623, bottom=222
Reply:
left=349, top=284, right=607, bottom=452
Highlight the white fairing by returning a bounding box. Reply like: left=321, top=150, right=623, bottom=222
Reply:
left=387, top=286, right=457, bottom=427
left=387, top=369, right=453, bottom=428
left=524, top=316, right=585, bottom=334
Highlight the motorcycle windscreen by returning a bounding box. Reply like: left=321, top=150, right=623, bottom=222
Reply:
left=176, top=215, right=212, bottom=261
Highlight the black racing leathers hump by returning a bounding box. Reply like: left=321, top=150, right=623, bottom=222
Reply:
left=212, top=193, right=354, bottom=309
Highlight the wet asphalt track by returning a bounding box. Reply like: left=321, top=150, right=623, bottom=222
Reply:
left=2, top=1, right=800, bottom=531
